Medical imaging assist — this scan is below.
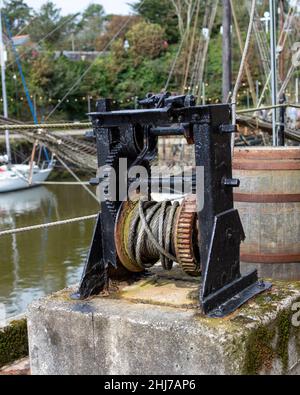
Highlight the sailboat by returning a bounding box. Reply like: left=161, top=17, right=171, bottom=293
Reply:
left=0, top=1, right=53, bottom=193
left=0, top=163, right=53, bottom=193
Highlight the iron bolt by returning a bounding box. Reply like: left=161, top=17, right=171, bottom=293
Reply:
left=222, top=177, right=240, bottom=188
left=226, top=229, right=233, bottom=240
left=89, top=178, right=100, bottom=186
left=258, top=280, right=265, bottom=288
left=219, top=124, right=237, bottom=134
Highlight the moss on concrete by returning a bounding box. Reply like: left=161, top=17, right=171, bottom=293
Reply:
left=295, top=325, right=300, bottom=357
left=243, top=324, right=276, bottom=375
left=242, top=307, right=299, bottom=375
left=276, top=310, right=292, bottom=373
left=0, top=319, right=28, bottom=368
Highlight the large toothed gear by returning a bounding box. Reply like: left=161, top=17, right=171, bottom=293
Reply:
left=174, top=195, right=201, bottom=277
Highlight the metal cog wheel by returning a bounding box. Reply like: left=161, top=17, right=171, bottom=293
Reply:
left=174, top=195, right=201, bottom=277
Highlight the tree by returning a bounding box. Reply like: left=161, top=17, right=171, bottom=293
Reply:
left=74, top=3, right=105, bottom=51
left=95, top=15, right=140, bottom=51
left=3, top=0, right=33, bottom=34
left=81, top=4, right=105, bottom=20
left=130, top=0, right=179, bottom=43
left=29, top=52, right=55, bottom=96
left=170, top=0, right=195, bottom=38
left=28, top=2, right=77, bottom=48
left=126, top=21, right=165, bottom=65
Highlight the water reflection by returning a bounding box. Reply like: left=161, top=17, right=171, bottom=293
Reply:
left=0, top=185, right=98, bottom=319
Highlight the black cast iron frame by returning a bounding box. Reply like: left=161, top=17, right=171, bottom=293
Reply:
left=76, top=94, right=271, bottom=318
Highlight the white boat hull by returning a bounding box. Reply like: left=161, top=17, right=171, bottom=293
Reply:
left=0, top=165, right=53, bottom=193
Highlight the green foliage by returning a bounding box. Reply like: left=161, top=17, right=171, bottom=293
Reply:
left=82, top=4, right=105, bottom=20
left=28, top=53, right=89, bottom=120
left=205, top=34, right=223, bottom=100
left=75, top=4, right=105, bottom=51
left=1, top=0, right=277, bottom=122
left=130, top=0, right=179, bottom=43
left=29, top=52, right=55, bottom=95
left=126, top=21, right=166, bottom=65
left=95, top=15, right=140, bottom=51
left=28, top=1, right=78, bottom=49
left=3, top=0, right=32, bottom=34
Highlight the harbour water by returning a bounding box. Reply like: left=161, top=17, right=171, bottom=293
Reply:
left=0, top=185, right=98, bottom=319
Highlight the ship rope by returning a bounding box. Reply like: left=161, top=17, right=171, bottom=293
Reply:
left=0, top=214, right=98, bottom=237
left=45, top=0, right=148, bottom=121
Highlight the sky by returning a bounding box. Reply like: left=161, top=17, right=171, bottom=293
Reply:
left=26, top=0, right=135, bottom=16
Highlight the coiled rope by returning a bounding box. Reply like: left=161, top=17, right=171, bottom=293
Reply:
left=127, top=199, right=180, bottom=271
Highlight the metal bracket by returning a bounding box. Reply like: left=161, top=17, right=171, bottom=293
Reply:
left=201, top=209, right=271, bottom=317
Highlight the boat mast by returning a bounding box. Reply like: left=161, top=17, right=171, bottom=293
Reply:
left=269, top=0, right=278, bottom=146
left=0, top=0, right=11, bottom=164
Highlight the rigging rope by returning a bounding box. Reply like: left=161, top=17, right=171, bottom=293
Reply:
left=181, top=0, right=201, bottom=93
left=257, top=4, right=296, bottom=106
left=164, top=32, right=188, bottom=92
left=6, top=13, right=78, bottom=69
left=1, top=104, right=300, bottom=129
left=0, top=122, right=92, bottom=131
left=189, top=5, right=210, bottom=95
left=231, top=0, right=256, bottom=127
left=12, top=15, right=39, bottom=37
left=163, top=0, right=199, bottom=92
left=230, top=0, right=257, bottom=106
left=55, top=154, right=99, bottom=202
left=45, top=0, right=148, bottom=121
left=0, top=214, right=98, bottom=237
left=193, top=0, right=218, bottom=101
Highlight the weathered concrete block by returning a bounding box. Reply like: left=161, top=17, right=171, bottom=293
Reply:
left=27, top=269, right=300, bottom=375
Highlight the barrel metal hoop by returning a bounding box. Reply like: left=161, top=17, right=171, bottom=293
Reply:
left=241, top=253, right=300, bottom=264
left=234, top=149, right=300, bottom=161
left=233, top=161, right=300, bottom=171
left=234, top=193, right=300, bottom=203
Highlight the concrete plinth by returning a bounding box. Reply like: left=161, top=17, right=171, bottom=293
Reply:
left=27, top=268, right=300, bottom=375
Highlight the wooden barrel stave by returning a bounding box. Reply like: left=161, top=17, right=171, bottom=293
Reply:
left=233, top=147, right=300, bottom=280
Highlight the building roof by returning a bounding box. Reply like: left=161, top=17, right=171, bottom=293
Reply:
left=12, top=35, right=31, bottom=47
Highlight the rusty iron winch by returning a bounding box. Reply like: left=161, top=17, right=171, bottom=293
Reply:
left=115, top=195, right=200, bottom=277
left=73, top=93, right=271, bottom=318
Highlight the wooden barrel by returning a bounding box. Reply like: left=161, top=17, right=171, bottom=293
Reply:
left=233, top=147, right=300, bottom=273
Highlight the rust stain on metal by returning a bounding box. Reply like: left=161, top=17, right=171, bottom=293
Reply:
left=174, top=195, right=201, bottom=277
left=114, top=200, right=144, bottom=273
